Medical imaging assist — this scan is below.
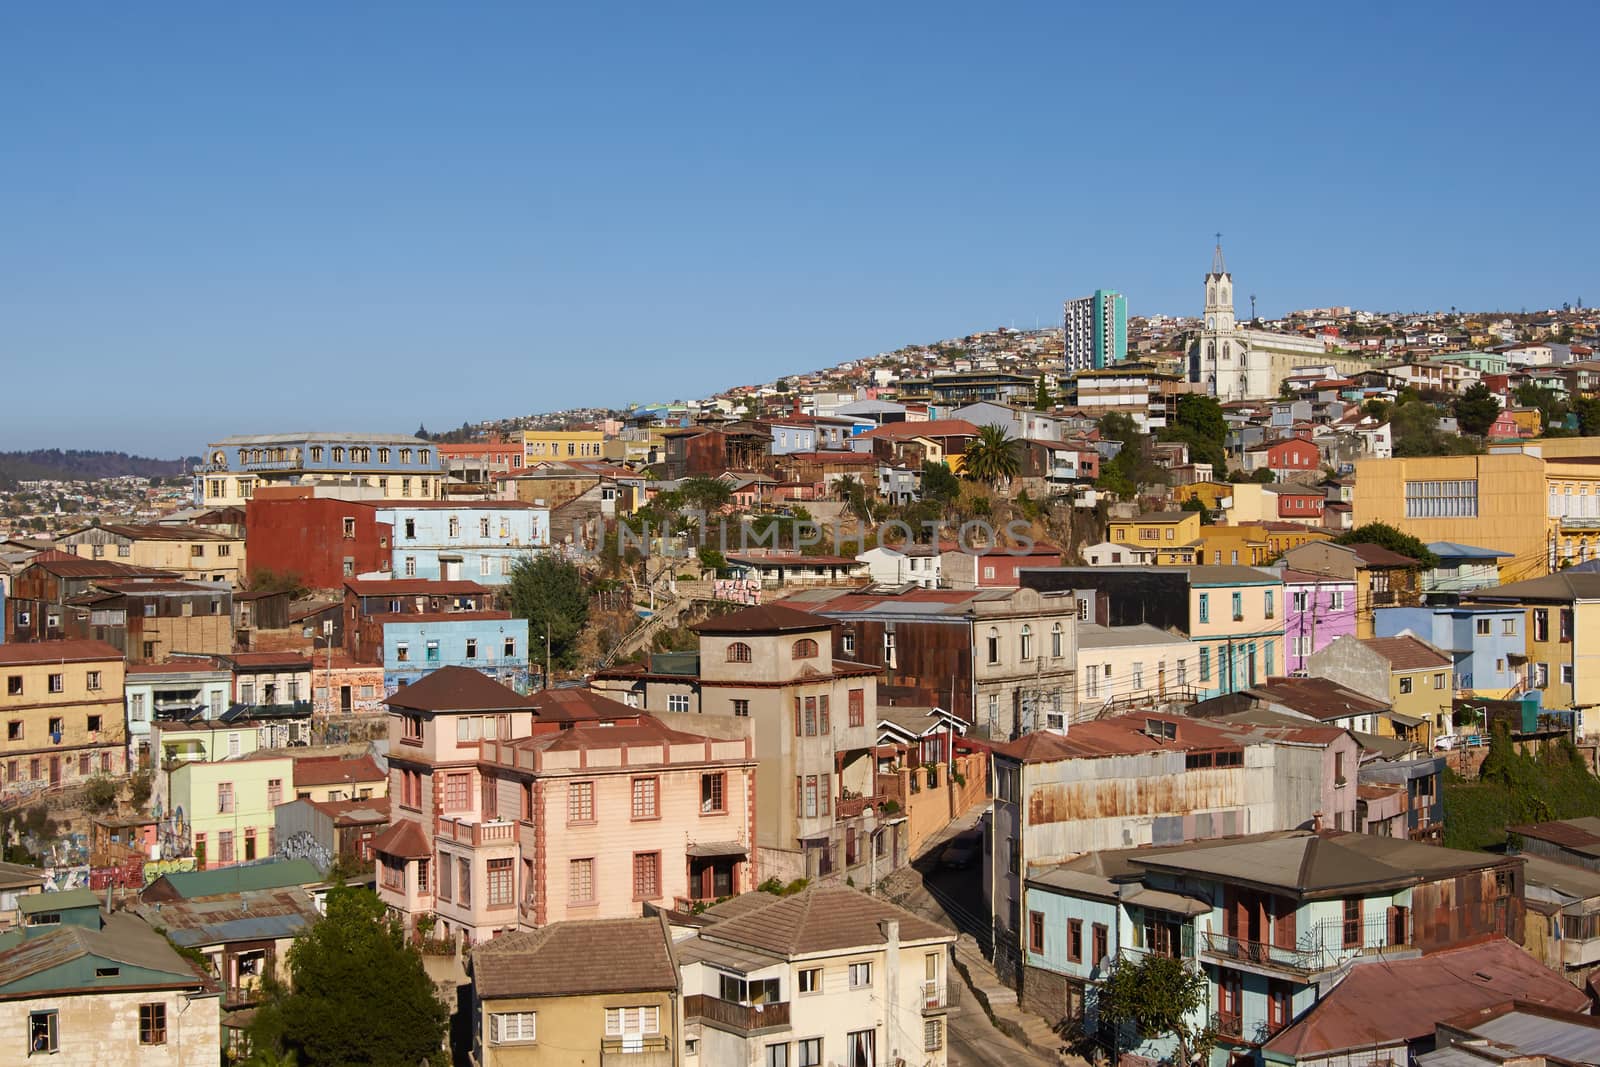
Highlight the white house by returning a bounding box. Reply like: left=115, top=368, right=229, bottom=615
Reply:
left=856, top=545, right=942, bottom=588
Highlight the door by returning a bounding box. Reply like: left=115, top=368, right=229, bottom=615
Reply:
left=48, top=757, right=60, bottom=786
left=340, top=686, right=353, bottom=714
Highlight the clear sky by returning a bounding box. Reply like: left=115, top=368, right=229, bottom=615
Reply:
left=3, top=2, right=1597, bottom=455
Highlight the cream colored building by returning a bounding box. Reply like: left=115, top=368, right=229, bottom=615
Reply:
left=470, top=916, right=678, bottom=1067
left=0, top=898, right=219, bottom=1065
left=1075, top=623, right=1196, bottom=715
left=0, top=640, right=127, bottom=800
left=57, top=524, right=245, bottom=586
left=678, top=886, right=955, bottom=1067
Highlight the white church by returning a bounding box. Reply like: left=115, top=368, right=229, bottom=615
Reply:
left=1190, top=242, right=1364, bottom=401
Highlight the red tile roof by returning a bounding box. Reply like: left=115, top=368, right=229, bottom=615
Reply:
left=343, top=578, right=492, bottom=596
left=472, top=916, right=677, bottom=999
left=384, top=666, right=534, bottom=713
left=371, top=819, right=431, bottom=860
left=692, top=604, right=836, bottom=635
left=857, top=419, right=980, bottom=441
left=293, top=754, right=385, bottom=788
left=525, top=688, right=643, bottom=725
left=0, top=639, right=123, bottom=666
left=1262, top=938, right=1587, bottom=1059
left=1359, top=635, right=1451, bottom=671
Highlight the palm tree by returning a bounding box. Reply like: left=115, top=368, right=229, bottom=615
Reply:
left=961, top=425, right=1021, bottom=486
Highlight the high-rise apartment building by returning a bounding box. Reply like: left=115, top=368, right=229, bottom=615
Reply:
left=1062, top=289, right=1128, bottom=370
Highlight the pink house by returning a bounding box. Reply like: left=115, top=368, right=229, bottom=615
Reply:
left=374, top=667, right=757, bottom=946
left=1282, top=569, right=1357, bottom=675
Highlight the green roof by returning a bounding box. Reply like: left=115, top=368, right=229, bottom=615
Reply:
left=151, top=859, right=323, bottom=899
left=19, top=888, right=99, bottom=915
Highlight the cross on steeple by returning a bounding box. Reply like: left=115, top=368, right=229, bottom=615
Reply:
left=1211, top=233, right=1227, bottom=276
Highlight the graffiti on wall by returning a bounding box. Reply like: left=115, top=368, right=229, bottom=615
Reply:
left=275, top=830, right=332, bottom=873
left=713, top=578, right=762, bottom=606
left=142, top=857, right=198, bottom=886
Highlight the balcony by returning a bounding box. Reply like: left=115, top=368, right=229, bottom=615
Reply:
left=437, top=817, right=517, bottom=847
left=601, top=1037, right=672, bottom=1067
left=684, top=994, right=790, bottom=1036
left=1201, top=917, right=1412, bottom=977
left=1213, top=1012, right=1242, bottom=1040
left=921, top=980, right=948, bottom=1013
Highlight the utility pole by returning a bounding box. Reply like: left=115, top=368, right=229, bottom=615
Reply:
left=544, top=617, right=552, bottom=690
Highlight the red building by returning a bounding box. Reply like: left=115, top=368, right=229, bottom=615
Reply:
left=436, top=435, right=524, bottom=474
left=1272, top=488, right=1326, bottom=520
left=245, top=489, right=391, bottom=591
left=1244, top=437, right=1322, bottom=481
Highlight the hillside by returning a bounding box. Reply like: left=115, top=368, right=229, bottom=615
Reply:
left=0, top=449, right=193, bottom=488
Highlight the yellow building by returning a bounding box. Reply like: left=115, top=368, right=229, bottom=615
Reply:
left=1193, top=525, right=1272, bottom=567
left=519, top=429, right=608, bottom=463
left=1361, top=635, right=1452, bottom=745
left=1354, top=450, right=1600, bottom=574
left=1106, top=511, right=1201, bottom=565
left=469, top=916, right=677, bottom=1067
left=1173, top=480, right=1233, bottom=511
left=1282, top=541, right=1423, bottom=638
left=0, top=640, right=127, bottom=795
left=1465, top=572, right=1600, bottom=739
left=57, top=523, right=246, bottom=586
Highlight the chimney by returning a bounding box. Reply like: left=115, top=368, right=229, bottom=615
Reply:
left=1312, top=810, right=1325, bottom=832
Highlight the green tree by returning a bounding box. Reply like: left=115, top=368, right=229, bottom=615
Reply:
left=1453, top=383, right=1501, bottom=437
left=1180, top=496, right=1212, bottom=524
left=1513, top=382, right=1569, bottom=435
left=1174, top=394, right=1227, bottom=445
left=961, top=425, right=1021, bottom=485
left=920, top=461, right=961, bottom=505
left=1574, top=397, right=1600, bottom=437
left=1034, top=375, right=1052, bottom=411
left=677, top=476, right=733, bottom=514
left=1334, top=522, right=1439, bottom=568
left=248, top=886, right=447, bottom=1066
left=834, top=475, right=873, bottom=522
left=1096, top=953, right=1215, bottom=1066
left=504, top=555, right=590, bottom=672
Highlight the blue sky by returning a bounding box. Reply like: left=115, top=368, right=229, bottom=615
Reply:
left=2, top=2, right=1596, bottom=454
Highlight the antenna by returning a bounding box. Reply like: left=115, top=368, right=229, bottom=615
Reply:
left=1250, top=295, right=1258, bottom=321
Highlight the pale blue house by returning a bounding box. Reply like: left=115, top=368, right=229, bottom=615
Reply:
left=378, top=502, right=549, bottom=586
left=382, top=614, right=532, bottom=695
left=1373, top=603, right=1524, bottom=695
left=1022, top=831, right=1523, bottom=1067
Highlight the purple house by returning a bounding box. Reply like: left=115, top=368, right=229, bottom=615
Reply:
left=1284, top=568, right=1358, bottom=675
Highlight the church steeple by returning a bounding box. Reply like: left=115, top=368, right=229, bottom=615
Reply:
left=1209, top=233, right=1228, bottom=278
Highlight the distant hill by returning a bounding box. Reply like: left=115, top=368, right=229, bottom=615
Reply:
left=0, top=450, right=194, bottom=488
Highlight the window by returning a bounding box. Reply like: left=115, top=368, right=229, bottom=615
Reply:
left=1399, top=676, right=1413, bottom=694
left=1092, top=923, right=1108, bottom=967
left=396, top=642, right=410, bottom=663
left=1265, top=590, right=1275, bottom=618
left=487, top=858, right=514, bottom=906
left=987, top=627, right=1000, bottom=664
left=401, top=714, right=423, bottom=743
left=1534, top=609, right=1549, bottom=641
left=48, top=673, right=63, bottom=694
left=1342, top=898, right=1363, bottom=948
left=1561, top=608, right=1574, bottom=643
left=1267, top=980, right=1292, bottom=1034
left=1068, top=918, right=1083, bottom=962
left=1029, top=910, right=1044, bottom=953
left=1502, top=618, right=1516, bottom=636
left=847, top=1029, right=875, bottom=1067
left=798, top=1037, right=822, bottom=1067
left=465, top=638, right=478, bottom=660
left=504, top=637, right=517, bottom=658
left=404, top=556, right=417, bottom=577
left=458, top=857, right=472, bottom=905
left=1562, top=664, right=1575, bottom=685
left=1198, top=593, right=1210, bottom=624
left=841, top=631, right=856, bottom=655
left=765, top=1043, right=790, bottom=1067
left=1291, top=590, right=1308, bottom=612
left=848, top=688, right=864, bottom=727
left=5, top=676, right=20, bottom=696
left=1329, top=590, right=1345, bottom=611
left=1200, top=647, right=1211, bottom=682
left=569, top=781, right=594, bottom=822
left=217, top=782, right=234, bottom=814
left=1433, top=672, right=1446, bottom=690
left=437, top=853, right=453, bottom=899
left=631, top=776, right=658, bottom=819
left=633, top=851, right=661, bottom=899
left=1404, top=479, right=1478, bottom=518
left=219, top=830, right=234, bottom=864
left=727, top=641, right=752, bottom=663
left=701, top=772, right=725, bottom=813
left=732, top=699, right=750, bottom=717
left=924, top=1018, right=944, bottom=1052
left=48, top=716, right=62, bottom=738
left=849, top=961, right=872, bottom=989
left=798, top=967, right=821, bottom=994
left=1476, top=617, right=1491, bottom=636
left=792, top=638, right=818, bottom=659
left=139, top=1003, right=167, bottom=1045
left=443, top=772, right=470, bottom=811
left=29, top=1010, right=57, bottom=1054
left=342, top=516, right=357, bottom=539
left=489, top=1011, right=537, bottom=1045
left=1019, top=624, right=1033, bottom=661
left=607, top=1006, right=660, bottom=1038
left=667, top=694, right=692, bottom=714
left=1231, top=591, right=1243, bottom=620
left=1132, top=662, right=1144, bottom=690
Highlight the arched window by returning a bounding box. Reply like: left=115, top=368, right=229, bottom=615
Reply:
left=1020, top=625, right=1033, bottom=662
left=727, top=642, right=752, bottom=663
left=331, top=446, right=345, bottom=462
left=791, top=638, right=819, bottom=660
left=987, top=627, right=1000, bottom=665
left=1051, top=622, right=1064, bottom=659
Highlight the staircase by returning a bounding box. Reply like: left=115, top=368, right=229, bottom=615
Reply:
left=951, top=933, right=1074, bottom=1059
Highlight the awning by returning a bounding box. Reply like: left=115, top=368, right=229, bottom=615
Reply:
left=686, top=841, right=748, bottom=859
left=1389, top=712, right=1425, bottom=728
left=1122, top=887, right=1212, bottom=917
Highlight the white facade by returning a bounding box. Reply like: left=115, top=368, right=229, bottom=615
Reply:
left=1193, top=245, right=1334, bottom=401
left=856, top=546, right=941, bottom=588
